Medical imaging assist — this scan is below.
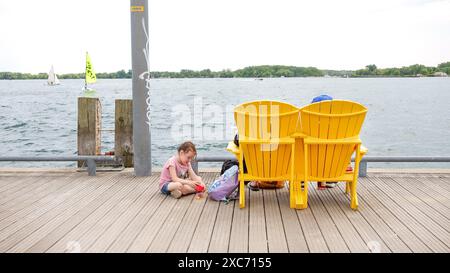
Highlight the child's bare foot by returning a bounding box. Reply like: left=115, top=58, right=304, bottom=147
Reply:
left=170, top=189, right=182, bottom=199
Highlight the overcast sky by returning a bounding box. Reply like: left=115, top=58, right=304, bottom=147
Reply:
left=0, top=0, right=449, bottom=74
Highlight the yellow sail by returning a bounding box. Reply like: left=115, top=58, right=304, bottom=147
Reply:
left=85, top=52, right=96, bottom=84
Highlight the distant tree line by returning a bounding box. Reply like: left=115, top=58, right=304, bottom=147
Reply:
left=151, top=66, right=324, bottom=78
left=352, top=62, right=450, bottom=77
left=0, top=69, right=133, bottom=80
left=0, top=66, right=323, bottom=79
left=0, top=62, right=448, bottom=80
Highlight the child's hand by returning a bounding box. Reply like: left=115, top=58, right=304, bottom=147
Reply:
left=193, top=181, right=203, bottom=186
left=187, top=180, right=198, bottom=188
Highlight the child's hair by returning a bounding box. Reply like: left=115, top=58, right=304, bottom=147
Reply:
left=178, top=141, right=197, bottom=155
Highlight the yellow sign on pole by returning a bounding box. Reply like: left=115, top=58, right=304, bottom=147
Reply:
left=131, top=6, right=144, bottom=12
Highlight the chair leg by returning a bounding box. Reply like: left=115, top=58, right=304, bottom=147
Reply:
left=239, top=150, right=245, bottom=209
left=351, top=144, right=361, bottom=210
left=295, top=182, right=303, bottom=209
left=289, top=181, right=295, bottom=208
left=350, top=179, right=358, bottom=210
left=300, top=182, right=308, bottom=209
left=300, top=143, right=309, bottom=209
left=290, top=144, right=295, bottom=209
left=239, top=178, right=245, bottom=208
left=345, top=182, right=350, bottom=194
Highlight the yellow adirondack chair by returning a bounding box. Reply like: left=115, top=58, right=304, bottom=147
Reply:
left=294, top=100, right=368, bottom=210
left=227, top=101, right=301, bottom=208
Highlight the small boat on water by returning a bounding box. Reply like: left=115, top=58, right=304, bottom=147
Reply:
left=82, top=52, right=97, bottom=96
left=47, top=65, right=60, bottom=86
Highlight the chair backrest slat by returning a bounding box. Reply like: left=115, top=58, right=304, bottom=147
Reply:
left=300, top=100, right=367, bottom=179
left=235, top=101, right=299, bottom=179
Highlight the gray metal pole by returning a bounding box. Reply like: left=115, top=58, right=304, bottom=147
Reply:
left=87, top=159, right=96, bottom=176
left=130, top=0, right=152, bottom=176
left=359, top=161, right=367, bottom=177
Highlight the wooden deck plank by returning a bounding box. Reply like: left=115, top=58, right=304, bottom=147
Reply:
left=332, top=184, right=410, bottom=253
left=312, top=185, right=370, bottom=253
left=126, top=188, right=180, bottom=253
left=0, top=173, right=123, bottom=252
left=263, top=189, right=289, bottom=253
left=0, top=175, right=51, bottom=201
left=0, top=177, right=55, bottom=209
left=166, top=173, right=214, bottom=253
left=146, top=193, right=199, bottom=252
left=207, top=201, right=234, bottom=253
left=0, top=174, right=45, bottom=195
left=187, top=173, right=220, bottom=253
left=41, top=176, right=145, bottom=253
left=146, top=183, right=202, bottom=253
left=405, top=175, right=450, bottom=196
left=401, top=177, right=450, bottom=211
left=360, top=178, right=448, bottom=252
left=165, top=195, right=208, bottom=253
left=322, top=183, right=393, bottom=253
left=0, top=173, right=77, bottom=204
left=367, top=177, right=450, bottom=250
left=248, top=187, right=268, bottom=253
left=0, top=173, right=80, bottom=220
left=0, top=176, right=24, bottom=193
left=388, top=177, right=450, bottom=228
left=276, top=185, right=309, bottom=253
left=421, top=177, right=450, bottom=198
left=295, top=191, right=329, bottom=253
left=0, top=170, right=448, bottom=253
left=147, top=172, right=215, bottom=253
left=106, top=180, right=168, bottom=253
left=435, top=177, right=450, bottom=192
left=307, top=185, right=350, bottom=253
left=3, top=173, right=124, bottom=252
left=0, top=171, right=56, bottom=187
left=57, top=176, right=150, bottom=253
left=349, top=181, right=431, bottom=252
left=228, top=189, right=250, bottom=253
left=187, top=198, right=220, bottom=253
left=84, top=176, right=159, bottom=253
left=0, top=174, right=105, bottom=240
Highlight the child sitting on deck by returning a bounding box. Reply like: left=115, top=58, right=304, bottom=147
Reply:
left=159, top=141, right=205, bottom=198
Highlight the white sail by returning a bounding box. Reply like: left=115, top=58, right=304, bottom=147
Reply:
left=47, top=65, right=60, bottom=85
left=54, top=73, right=60, bottom=84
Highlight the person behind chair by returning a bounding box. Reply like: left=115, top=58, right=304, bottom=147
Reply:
left=311, top=94, right=338, bottom=189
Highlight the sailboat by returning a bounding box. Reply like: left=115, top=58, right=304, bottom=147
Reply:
left=82, top=52, right=97, bottom=96
left=47, top=65, right=60, bottom=85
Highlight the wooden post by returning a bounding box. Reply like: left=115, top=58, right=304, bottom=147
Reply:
left=115, top=99, right=133, bottom=167
left=77, top=97, right=102, bottom=167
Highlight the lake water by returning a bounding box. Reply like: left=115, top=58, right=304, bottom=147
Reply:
left=1, top=77, right=449, bottom=168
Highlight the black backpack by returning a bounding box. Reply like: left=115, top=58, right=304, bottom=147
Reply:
left=222, top=134, right=247, bottom=176
left=221, top=159, right=247, bottom=175
left=233, top=134, right=239, bottom=147
left=220, top=159, right=238, bottom=175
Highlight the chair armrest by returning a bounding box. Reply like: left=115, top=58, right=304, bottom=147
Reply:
left=226, top=141, right=240, bottom=157
left=239, top=137, right=295, bottom=144
left=304, top=136, right=362, bottom=145
left=360, top=145, right=368, bottom=157
left=292, top=132, right=307, bottom=139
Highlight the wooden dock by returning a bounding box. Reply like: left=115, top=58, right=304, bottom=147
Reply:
left=0, top=169, right=448, bottom=253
